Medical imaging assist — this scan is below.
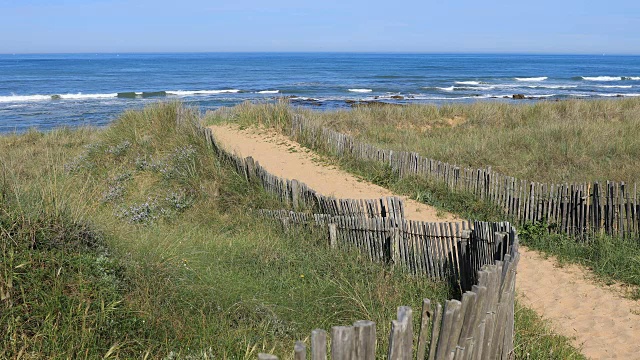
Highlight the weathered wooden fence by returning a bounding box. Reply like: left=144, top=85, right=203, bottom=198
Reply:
left=289, top=115, right=640, bottom=240
left=186, top=111, right=519, bottom=359
left=255, top=216, right=519, bottom=360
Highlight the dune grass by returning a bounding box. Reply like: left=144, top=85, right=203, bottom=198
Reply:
left=299, top=98, right=640, bottom=183
left=1, top=103, right=453, bottom=358
left=214, top=98, right=640, bottom=183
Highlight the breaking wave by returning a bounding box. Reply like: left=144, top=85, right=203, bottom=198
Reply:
left=515, top=77, right=548, bottom=82
left=581, top=76, right=623, bottom=81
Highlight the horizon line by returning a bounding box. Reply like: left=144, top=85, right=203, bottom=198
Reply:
left=1, top=51, right=638, bottom=56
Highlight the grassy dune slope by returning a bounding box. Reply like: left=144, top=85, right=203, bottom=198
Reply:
left=312, top=99, right=640, bottom=183
left=218, top=98, right=640, bottom=183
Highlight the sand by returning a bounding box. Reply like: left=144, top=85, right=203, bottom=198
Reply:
left=210, top=124, right=640, bottom=359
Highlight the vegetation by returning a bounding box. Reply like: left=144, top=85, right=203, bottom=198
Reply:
left=212, top=98, right=640, bottom=183
left=1, top=103, right=451, bottom=358
left=307, top=98, right=640, bottom=183
left=514, top=301, right=586, bottom=359
left=0, top=102, right=585, bottom=358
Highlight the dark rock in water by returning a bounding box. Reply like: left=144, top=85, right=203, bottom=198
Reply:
left=512, top=94, right=526, bottom=99
left=117, top=92, right=137, bottom=98
left=141, top=91, right=167, bottom=98
left=490, top=96, right=498, bottom=99
left=51, top=94, right=62, bottom=100
left=345, top=99, right=357, bottom=104
left=616, top=94, right=624, bottom=97
left=503, top=96, right=510, bottom=99
left=374, top=96, right=379, bottom=99
left=390, top=95, right=404, bottom=100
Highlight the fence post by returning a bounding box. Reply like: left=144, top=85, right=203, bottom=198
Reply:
left=294, top=341, right=306, bottom=360
left=311, top=329, right=327, bottom=360
left=328, top=223, right=338, bottom=249
left=331, top=326, right=355, bottom=360
left=354, top=320, right=376, bottom=359
left=460, top=230, right=472, bottom=291
left=391, top=228, right=402, bottom=267
left=281, top=218, right=290, bottom=233
left=428, top=303, right=443, bottom=360
left=416, top=299, right=432, bottom=360
left=292, top=179, right=300, bottom=210
left=387, top=306, right=413, bottom=360
left=495, top=232, right=507, bottom=262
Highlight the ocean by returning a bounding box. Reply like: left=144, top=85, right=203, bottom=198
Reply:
left=1, top=53, right=639, bottom=133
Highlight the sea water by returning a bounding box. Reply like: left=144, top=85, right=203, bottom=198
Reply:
left=1, top=53, right=639, bottom=132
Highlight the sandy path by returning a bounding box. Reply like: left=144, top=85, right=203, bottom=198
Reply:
left=517, top=248, right=640, bottom=359
left=211, top=125, right=458, bottom=223
left=210, top=124, right=640, bottom=359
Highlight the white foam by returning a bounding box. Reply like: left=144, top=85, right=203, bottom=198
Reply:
left=0, top=94, right=51, bottom=103
left=597, top=85, right=632, bottom=89
left=455, top=81, right=481, bottom=85
left=582, top=76, right=621, bottom=81
left=59, top=93, right=118, bottom=100
left=257, top=90, right=279, bottom=94
left=437, top=86, right=455, bottom=91
left=628, top=77, right=640, bottom=80
left=0, top=93, right=117, bottom=103
left=515, top=77, right=548, bottom=82
left=411, top=94, right=494, bottom=101
left=458, top=85, right=496, bottom=91
left=166, top=89, right=241, bottom=96
left=597, top=93, right=640, bottom=97
left=526, top=85, right=578, bottom=89
left=291, top=97, right=321, bottom=101
left=348, top=89, right=373, bottom=93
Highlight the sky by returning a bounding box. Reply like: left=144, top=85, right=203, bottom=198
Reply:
left=1, top=0, right=639, bottom=54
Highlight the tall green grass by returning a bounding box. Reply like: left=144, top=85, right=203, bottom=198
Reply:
left=211, top=98, right=640, bottom=183
left=299, top=98, right=640, bottom=183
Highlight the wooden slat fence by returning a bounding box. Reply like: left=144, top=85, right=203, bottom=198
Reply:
left=257, top=215, right=519, bottom=360
left=289, top=115, right=640, bottom=240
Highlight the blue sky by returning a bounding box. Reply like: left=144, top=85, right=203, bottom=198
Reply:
left=1, top=0, right=639, bottom=54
